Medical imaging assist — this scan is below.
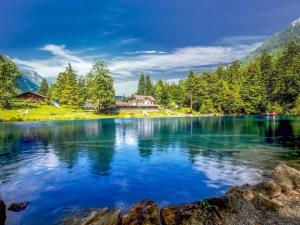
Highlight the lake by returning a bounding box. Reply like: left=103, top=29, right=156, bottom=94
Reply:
left=0, top=116, right=299, bottom=225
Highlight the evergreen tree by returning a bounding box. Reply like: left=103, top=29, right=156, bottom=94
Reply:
left=259, top=52, right=273, bottom=102
left=137, top=74, right=146, bottom=95
left=86, top=61, right=115, bottom=111
left=53, top=63, right=80, bottom=105
left=0, top=55, right=20, bottom=108
left=77, top=76, right=87, bottom=106
left=154, top=80, right=169, bottom=106
left=145, top=75, right=154, bottom=95
left=38, top=79, right=49, bottom=96
left=185, top=70, right=198, bottom=110
left=241, top=61, right=266, bottom=114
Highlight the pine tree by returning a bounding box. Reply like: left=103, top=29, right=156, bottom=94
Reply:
left=185, top=70, right=198, bottom=110
left=145, top=75, right=154, bottom=95
left=259, top=52, right=273, bottom=102
left=154, top=80, right=169, bottom=106
left=77, top=76, right=87, bottom=106
left=137, top=74, right=146, bottom=95
left=38, top=79, right=49, bottom=96
left=241, top=61, right=266, bottom=114
left=0, top=55, right=20, bottom=108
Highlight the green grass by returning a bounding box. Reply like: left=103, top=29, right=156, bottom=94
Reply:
left=0, top=101, right=197, bottom=122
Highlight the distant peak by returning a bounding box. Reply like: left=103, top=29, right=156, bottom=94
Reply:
left=291, top=18, right=300, bottom=27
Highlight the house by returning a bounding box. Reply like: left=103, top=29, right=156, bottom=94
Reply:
left=116, top=95, right=160, bottom=110
left=17, top=91, right=48, bottom=102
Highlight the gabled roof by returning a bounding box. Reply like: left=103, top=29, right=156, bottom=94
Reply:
left=129, top=95, right=155, bottom=101
left=17, top=91, right=48, bottom=99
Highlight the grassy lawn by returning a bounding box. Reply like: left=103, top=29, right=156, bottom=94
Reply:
left=0, top=101, right=196, bottom=122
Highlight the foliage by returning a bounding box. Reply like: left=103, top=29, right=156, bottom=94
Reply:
left=137, top=73, right=154, bottom=96
left=151, top=41, right=300, bottom=115
left=202, top=199, right=213, bottom=216
left=50, top=63, right=80, bottom=105
left=0, top=55, right=20, bottom=108
left=38, top=79, right=49, bottom=96
left=86, top=61, right=115, bottom=111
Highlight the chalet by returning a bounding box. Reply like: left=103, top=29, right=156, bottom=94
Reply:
left=116, top=95, right=160, bottom=110
left=17, top=91, right=48, bottom=102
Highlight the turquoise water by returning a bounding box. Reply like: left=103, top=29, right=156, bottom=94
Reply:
left=0, top=116, right=299, bottom=225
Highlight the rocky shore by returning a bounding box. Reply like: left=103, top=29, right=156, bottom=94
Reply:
left=1, top=164, right=300, bottom=225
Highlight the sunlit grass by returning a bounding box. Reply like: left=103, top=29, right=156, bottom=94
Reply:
left=0, top=101, right=197, bottom=122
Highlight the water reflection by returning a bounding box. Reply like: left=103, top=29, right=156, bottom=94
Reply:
left=0, top=116, right=299, bottom=225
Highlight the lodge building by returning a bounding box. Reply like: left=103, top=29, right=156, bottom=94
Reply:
left=116, top=95, right=160, bottom=110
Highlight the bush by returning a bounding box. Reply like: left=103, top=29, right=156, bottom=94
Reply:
left=290, top=95, right=300, bottom=115
left=266, top=103, right=284, bottom=114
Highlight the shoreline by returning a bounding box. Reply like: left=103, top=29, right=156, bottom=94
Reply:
left=18, top=163, right=297, bottom=225
left=2, top=163, right=300, bottom=225
left=0, top=112, right=223, bottom=123
left=1, top=112, right=299, bottom=124
left=62, top=164, right=300, bottom=225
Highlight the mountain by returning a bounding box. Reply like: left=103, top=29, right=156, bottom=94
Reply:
left=243, top=18, right=300, bottom=62
left=17, top=67, right=44, bottom=92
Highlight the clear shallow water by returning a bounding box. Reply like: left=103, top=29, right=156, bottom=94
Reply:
left=0, top=116, right=299, bottom=225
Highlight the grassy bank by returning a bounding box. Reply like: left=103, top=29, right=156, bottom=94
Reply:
left=0, top=101, right=197, bottom=122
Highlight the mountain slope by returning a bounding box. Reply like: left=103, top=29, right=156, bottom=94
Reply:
left=243, top=18, right=300, bottom=62
left=17, top=68, right=44, bottom=92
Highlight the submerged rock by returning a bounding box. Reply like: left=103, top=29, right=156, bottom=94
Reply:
left=0, top=199, right=6, bottom=225
left=122, top=200, right=159, bottom=225
left=8, top=201, right=29, bottom=212
left=64, top=208, right=121, bottom=225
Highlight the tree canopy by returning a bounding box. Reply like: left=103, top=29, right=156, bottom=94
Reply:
left=149, top=41, right=300, bottom=114
left=38, top=79, right=49, bottom=96
left=0, top=55, right=20, bottom=108
left=86, top=61, right=115, bottom=110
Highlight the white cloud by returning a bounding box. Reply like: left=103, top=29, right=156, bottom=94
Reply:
left=13, top=44, right=93, bottom=78
left=109, top=43, right=261, bottom=78
left=193, top=155, right=263, bottom=188
left=218, top=35, right=268, bottom=46
left=125, top=50, right=167, bottom=55
left=11, top=37, right=263, bottom=95
left=117, top=38, right=139, bottom=45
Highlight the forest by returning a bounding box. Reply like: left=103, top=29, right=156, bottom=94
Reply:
left=0, top=41, right=299, bottom=115
left=138, top=41, right=300, bottom=114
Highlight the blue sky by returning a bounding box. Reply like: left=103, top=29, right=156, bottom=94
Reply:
left=1, top=0, right=300, bottom=95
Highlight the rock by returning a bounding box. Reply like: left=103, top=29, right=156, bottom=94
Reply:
left=122, top=200, right=159, bottom=225
left=273, top=163, right=300, bottom=192
left=252, top=193, right=282, bottom=212
left=254, top=180, right=282, bottom=199
left=160, top=201, right=205, bottom=225
left=0, top=199, right=6, bottom=225
left=64, top=208, right=121, bottom=225
left=227, top=184, right=254, bottom=201
left=8, top=201, right=29, bottom=212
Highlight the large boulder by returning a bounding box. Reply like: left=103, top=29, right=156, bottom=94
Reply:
left=0, top=199, right=6, bottom=225
left=122, top=200, right=159, bottom=225
left=64, top=208, right=121, bottom=225
left=273, top=163, right=300, bottom=192
left=252, top=193, right=282, bottom=212
left=160, top=201, right=206, bottom=225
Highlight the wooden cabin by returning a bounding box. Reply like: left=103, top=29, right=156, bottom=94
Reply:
left=17, top=92, right=48, bottom=102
